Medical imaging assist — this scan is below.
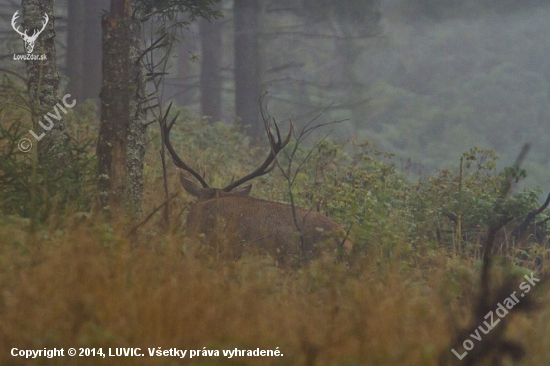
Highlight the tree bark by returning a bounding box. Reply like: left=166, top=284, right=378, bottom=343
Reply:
left=97, top=0, right=146, bottom=218
left=22, top=0, right=73, bottom=174
left=234, top=0, right=261, bottom=137
left=125, top=13, right=147, bottom=219
left=199, top=9, right=223, bottom=123
left=67, top=0, right=107, bottom=103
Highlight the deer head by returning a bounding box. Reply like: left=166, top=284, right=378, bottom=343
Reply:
left=162, top=106, right=352, bottom=265
left=12, top=11, right=49, bottom=54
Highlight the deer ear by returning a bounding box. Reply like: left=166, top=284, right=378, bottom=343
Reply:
left=233, top=185, right=252, bottom=196
left=179, top=173, right=202, bottom=197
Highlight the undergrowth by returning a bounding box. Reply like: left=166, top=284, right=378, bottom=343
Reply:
left=0, top=97, right=549, bottom=365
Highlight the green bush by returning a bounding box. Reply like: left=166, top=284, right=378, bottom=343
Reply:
left=0, top=81, right=97, bottom=220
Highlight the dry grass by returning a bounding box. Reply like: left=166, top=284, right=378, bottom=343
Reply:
left=0, top=213, right=548, bottom=366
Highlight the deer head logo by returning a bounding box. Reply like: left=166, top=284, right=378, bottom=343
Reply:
left=11, top=11, right=49, bottom=54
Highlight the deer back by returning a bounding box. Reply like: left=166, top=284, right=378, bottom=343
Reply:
left=163, top=112, right=351, bottom=265
left=181, top=175, right=350, bottom=264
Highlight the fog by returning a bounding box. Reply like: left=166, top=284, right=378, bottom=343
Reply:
left=364, top=1, right=550, bottom=188
left=256, top=1, right=550, bottom=190
left=1, top=0, right=548, bottom=190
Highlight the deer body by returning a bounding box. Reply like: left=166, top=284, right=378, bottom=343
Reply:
left=181, top=175, right=350, bottom=263
left=162, top=104, right=351, bottom=265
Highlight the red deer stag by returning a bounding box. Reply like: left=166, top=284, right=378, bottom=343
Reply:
left=163, top=115, right=351, bottom=265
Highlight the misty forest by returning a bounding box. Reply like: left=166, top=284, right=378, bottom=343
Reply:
left=0, top=0, right=550, bottom=365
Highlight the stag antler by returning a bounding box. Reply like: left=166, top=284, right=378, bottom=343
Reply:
left=222, top=117, right=293, bottom=192
left=161, top=101, right=292, bottom=191
left=161, top=102, right=210, bottom=188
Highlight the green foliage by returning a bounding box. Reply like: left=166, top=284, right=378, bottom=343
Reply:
left=301, top=140, right=412, bottom=252
left=408, top=148, right=542, bottom=255
left=1, top=90, right=547, bottom=270
left=159, top=114, right=547, bottom=268
left=0, top=83, right=97, bottom=220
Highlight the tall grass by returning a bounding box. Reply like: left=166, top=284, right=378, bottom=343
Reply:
left=1, top=96, right=549, bottom=364
left=0, top=214, right=548, bottom=365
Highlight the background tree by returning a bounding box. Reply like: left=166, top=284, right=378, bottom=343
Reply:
left=234, top=0, right=261, bottom=137
left=97, top=0, right=221, bottom=217
left=199, top=2, right=223, bottom=123
left=66, top=0, right=107, bottom=103
left=85, top=0, right=550, bottom=196
left=301, top=0, right=380, bottom=125
left=97, top=0, right=147, bottom=217
left=22, top=0, right=74, bottom=180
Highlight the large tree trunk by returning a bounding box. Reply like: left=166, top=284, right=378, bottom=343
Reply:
left=234, top=0, right=261, bottom=137
left=199, top=9, right=223, bottom=123
left=97, top=0, right=146, bottom=218
left=22, top=0, right=73, bottom=174
left=125, top=14, right=147, bottom=219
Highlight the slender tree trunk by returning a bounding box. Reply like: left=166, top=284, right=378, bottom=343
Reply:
left=334, top=33, right=365, bottom=127
left=67, top=0, right=85, bottom=102
left=199, top=9, right=222, bottom=123
left=67, top=0, right=107, bottom=103
left=23, top=0, right=73, bottom=174
left=97, top=0, right=146, bottom=218
left=82, top=1, right=109, bottom=102
left=234, top=0, right=261, bottom=137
